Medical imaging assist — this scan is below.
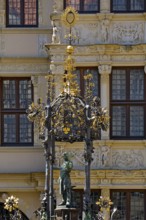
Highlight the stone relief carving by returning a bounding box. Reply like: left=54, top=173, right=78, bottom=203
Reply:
left=112, top=150, right=144, bottom=169
left=100, top=18, right=110, bottom=43
left=112, top=22, right=144, bottom=44
left=100, top=145, right=110, bottom=167
left=63, top=23, right=99, bottom=45
left=55, top=147, right=100, bottom=169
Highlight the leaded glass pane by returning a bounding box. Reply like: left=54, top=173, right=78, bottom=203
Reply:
left=130, top=0, right=144, bottom=11
left=130, top=192, right=144, bottom=219
left=112, top=69, right=126, bottom=100
left=84, top=69, right=98, bottom=97
left=19, top=80, right=32, bottom=108
left=20, top=114, right=32, bottom=143
left=130, top=106, right=144, bottom=136
left=84, top=0, right=98, bottom=11
left=24, top=0, right=37, bottom=25
left=112, top=192, right=127, bottom=220
left=130, top=69, right=144, bottom=100
left=112, top=106, right=126, bottom=136
left=3, top=80, right=16, bottom=108
left=65, top=0, right=80, bottom=10
left=3, top=115, right=16, bottom=143
left=8, top=0, right=21, bottom=25
left=112, top=0, right=127, bottom=11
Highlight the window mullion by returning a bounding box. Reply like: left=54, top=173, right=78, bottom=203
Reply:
left=126, top=192, right=130, bottom=220
left=127, top=0, right=130, bottom=11
left=80, top=0, right=84, bottom=11
left=21, top=0, right=24, bottom=26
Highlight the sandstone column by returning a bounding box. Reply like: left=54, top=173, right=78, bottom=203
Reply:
left=98, top=64, right=112, bottom=140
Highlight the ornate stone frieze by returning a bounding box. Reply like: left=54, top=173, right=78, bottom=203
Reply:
left=112, top=150, right=144, bottom=169
left=112, top=22, right=144, bottom=44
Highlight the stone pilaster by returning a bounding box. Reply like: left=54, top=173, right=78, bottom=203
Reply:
left=98, top=64, right=112, bottom=140
left=50, top=62, right=64, bottom=96
left=101, top=188, right=110, bottom=220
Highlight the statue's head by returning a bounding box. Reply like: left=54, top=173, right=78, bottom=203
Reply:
left=63, top=152, right=69, bottom=161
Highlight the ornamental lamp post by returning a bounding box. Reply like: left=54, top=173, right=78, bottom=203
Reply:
left=27, top=6, right=109, bottom=220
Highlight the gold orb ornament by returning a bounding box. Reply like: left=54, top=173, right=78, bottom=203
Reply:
left=61, top=7, right=79, bottom=28
left=66, top=45, right=74, bottom=54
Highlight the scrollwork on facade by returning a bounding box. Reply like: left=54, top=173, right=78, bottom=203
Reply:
left=112, top=22, right=144, bottom=44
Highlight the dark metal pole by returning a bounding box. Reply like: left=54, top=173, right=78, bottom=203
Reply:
left=49, top=133, right=55, bottom=218
left=83, top=105, right=93, bottom=219
left=43, top=105, right=52, bottom=220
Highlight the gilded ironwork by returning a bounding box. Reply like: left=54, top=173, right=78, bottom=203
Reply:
left=61, top=7, right=79, bottom=28
left=4, top=196, right=22, bottom=220
left=27, top=6, right=110, bottom=220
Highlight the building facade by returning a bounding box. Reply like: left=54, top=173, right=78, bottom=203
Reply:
left=0, top=0, right=146, bottom=219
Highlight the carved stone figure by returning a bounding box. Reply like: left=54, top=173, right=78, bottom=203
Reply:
left=100, top=18, right=110, bottom=42
left=52, top=24, right=60, bottom=44
left=100, top=145, right=110, bottom=167
left=59, top=152, right=73, bottom=207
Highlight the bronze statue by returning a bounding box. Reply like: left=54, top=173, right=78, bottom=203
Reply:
left=59, top=152, right=73, bottom=207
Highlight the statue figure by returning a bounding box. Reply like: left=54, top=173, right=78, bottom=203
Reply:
left=52, top=21, right=60, bottom=44
left=59, top=152, right=73, bottom=207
